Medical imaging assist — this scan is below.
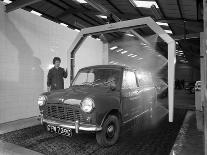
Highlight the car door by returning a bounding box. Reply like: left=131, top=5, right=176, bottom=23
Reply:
left=121, top=70, right=142, bottom=122
left=137, top=72, right=156, bottom=111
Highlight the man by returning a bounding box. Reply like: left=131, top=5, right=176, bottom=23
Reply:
left=47, top=57, right=67, bottom=91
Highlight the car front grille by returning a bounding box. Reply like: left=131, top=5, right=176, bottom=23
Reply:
left=44, top=104, right=86, bottom=123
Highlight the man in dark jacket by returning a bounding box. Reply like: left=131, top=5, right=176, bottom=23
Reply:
left=47, top=57, right=67, bottom=91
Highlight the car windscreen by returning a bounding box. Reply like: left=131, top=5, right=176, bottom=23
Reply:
left=72, top=68, right=122, bottom=87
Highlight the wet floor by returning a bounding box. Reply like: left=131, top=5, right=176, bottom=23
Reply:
left=0, top=106, right=186, bottom=155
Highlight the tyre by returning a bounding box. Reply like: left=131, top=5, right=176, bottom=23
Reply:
left=96, top=115, right=120, bottom=147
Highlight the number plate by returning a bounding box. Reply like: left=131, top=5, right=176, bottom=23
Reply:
left=47, top=124, right=72, bottom=137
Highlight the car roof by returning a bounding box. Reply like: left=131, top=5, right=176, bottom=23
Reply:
left=79, top=65, right=134, bottom=71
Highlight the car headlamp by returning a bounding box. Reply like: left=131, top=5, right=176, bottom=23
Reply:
left=38, top=95, right=47, bottom=106
left=80, top=97, right=95, bottom=113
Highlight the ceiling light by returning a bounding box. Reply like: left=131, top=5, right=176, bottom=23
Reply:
left=60, top=23, right=68, bottom=27
left=121, top=51, right=128, bottom=54
left=138, top=58, right=143, bottom=60
left=109, top=61, right=114, bottom=64
left=131, top=0, right=159, bottom=8
left=126, top=33, right=134, bottom=37
left=156, top=22, right=168, bottom=26
left=176, top=42, right=178, bottom=45
left=75, top=0, right=87, bottom=3
left=128, top=54, right=134, bottom=57
left=131, top=55, right=137, bottom=57
left=3, top=0, right=12, bottom=4
left=141, top=42, right=147, bottom=45
left=97, top=15, right=107, bottom=19
left=96, top=38, right=100, bottom=41
left=165, top=30, right=173, bottom=34
left=116, top=49, right=123, bottom=52
left=113, top=62, right=118, bottom=64
left=110, top=46, right=118, bottom=50
left=158, top=55, right=162, bottom=57
left=74, top=29, right=80, bottom=32
left=30, top=10, right=42, bottom=16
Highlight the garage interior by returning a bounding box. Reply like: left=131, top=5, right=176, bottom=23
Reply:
left=0, top=0, right=206, bottom=154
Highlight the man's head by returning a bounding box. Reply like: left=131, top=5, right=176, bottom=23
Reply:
left=53, top=57, right=61, bottom=68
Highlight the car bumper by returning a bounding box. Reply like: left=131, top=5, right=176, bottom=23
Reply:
left=40, top=115, right=102, bottom=133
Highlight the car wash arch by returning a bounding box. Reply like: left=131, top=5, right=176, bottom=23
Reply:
left=67, top=17, right=176, bottom=122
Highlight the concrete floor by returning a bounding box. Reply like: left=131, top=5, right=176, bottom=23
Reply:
left=0, top=117, right=41, bottom=155
left=0, top=90, right=204, bottom=155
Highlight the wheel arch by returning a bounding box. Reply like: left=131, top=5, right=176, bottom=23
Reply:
left=100, top=109, right=122, bottom=127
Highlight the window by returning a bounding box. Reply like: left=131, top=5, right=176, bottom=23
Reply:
left=122, top=71, right=137, bottom=89
left=72, top=68, right=121, bottom=86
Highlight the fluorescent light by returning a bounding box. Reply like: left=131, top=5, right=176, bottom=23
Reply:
left=131, top=55, right=137, bottom=57
left=156, top=22, right=168, bottom=26
left=116, top=49, right=123, bottom=52
left=60, top=23, right=68, bottom=27
left=110, top=46, right=118, bottom=50
left=121, top=51, right=128, bottom=54
left=140, top=42, right=147, bottom=46
left=165, top=30, right=173, bottom=34
left=3, top=0, right=12, bottom=4
left=30, top=10, right=42, bottom=16
left=75, top=0, right=87, bottom=3
left=128, top=54, right=133, bottom=56
left=132, top=0, right=159, bottom=8
left=97, top=15, right=107, bottom=19
left=74, top=29, right=80, bottom=32
left=113, top=62, right=118, bottom=64
left=126, top=33, right=134, bottom=37
left=109, top=61, right=114, bottom=64
left=138, top=58, right=143, bottom=60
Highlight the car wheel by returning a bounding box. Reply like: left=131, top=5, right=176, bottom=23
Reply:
left=96, top=115, right=120, bottom=147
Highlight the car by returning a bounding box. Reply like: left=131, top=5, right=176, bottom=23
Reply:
left=38, top=65, right=157, bottom=147
left=195, top=81, right=201, bottom=91
left=185, top=82, right=195, bottom=94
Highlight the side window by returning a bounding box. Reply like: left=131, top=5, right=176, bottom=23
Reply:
left=122, top=70, right=138, bottom=89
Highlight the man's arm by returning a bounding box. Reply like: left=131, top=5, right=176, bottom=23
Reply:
left=47, top=69, right=52, bottom=91
left=63, top=68, right=68, bottom=78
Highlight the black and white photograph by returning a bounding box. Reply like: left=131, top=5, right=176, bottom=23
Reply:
left=0, top=0, right=206, bottom=154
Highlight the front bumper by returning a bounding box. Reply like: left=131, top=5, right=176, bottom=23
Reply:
left=40, top=116, right=102, bottom=133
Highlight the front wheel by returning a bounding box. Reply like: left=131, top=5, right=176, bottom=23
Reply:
left=96, top=115, right=120, bottom=147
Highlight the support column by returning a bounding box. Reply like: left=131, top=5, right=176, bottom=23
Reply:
left=200, top=33, right=205, bottom=111
left=168, top=41, right=176, bottom=122
left=102, top=43, right=109, bottom=65
left=203, top=0, right=207, bottom=154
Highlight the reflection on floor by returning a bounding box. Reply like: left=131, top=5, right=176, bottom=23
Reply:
left=0, top=140, right=43, bottom=155
left=0, top=90, right=204, bottom=155
left=0, top=116, right=40, bottom=134
left=0, top=117, right=41, bottom=155
left=170, top=111, right=204, bottom=155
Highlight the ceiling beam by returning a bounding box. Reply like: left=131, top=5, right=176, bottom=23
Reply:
left=84, top=0, right=151, bottom=45
left=57, top=9, right=100, bottom=19
left=6, top=0, right=42, bottom=12
left=173, top=33, right=200, bottom=40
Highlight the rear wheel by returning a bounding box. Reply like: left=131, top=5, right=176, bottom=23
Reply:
left=96, top=115, right=120, bottom=147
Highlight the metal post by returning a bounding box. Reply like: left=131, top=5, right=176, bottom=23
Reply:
left=168, top=41, right=176, bottom=122
left=203, top=0, right=207, bottom=154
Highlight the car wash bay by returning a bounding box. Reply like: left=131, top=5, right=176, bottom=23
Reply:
left=0, top=0, right=205, bottom=155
